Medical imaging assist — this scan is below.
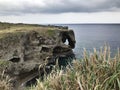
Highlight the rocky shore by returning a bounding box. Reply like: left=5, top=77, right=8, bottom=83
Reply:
left=0, top=22, right=76, bottom=90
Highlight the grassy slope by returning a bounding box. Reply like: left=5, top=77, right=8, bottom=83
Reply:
left=30, top=46, right=120, bottom=90
left=0, top=22, right=64, bottom=39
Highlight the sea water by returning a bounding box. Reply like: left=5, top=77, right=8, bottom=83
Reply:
left=63, top=24, right=120, bottom=59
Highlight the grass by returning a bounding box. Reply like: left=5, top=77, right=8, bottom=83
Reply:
left=0, top=46, right=120, bottom=90
left=0, top=61, right=12, bottom=73
left=0, top=60, right=10, bottom=67
left=0, top=60, right=14, bottom=90
left=30, top=46, right=120, bottom=90
left=46, top=29, right=56, bottom=37
left=0, top=22, right=65, bottom=38
left=0, top=73, right=12, bottom=90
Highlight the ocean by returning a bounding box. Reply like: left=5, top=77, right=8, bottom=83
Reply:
left=62, top=24, right=120, bottom=59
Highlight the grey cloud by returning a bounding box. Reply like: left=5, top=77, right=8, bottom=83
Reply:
left=0, top=0, right=120, bottom=15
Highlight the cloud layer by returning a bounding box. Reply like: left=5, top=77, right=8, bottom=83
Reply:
left=0, top=0, right=120, bottom=15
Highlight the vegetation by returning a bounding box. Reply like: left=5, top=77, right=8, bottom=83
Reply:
left=46, top=29, right=56, bottom=36
left=0, top=46, right=120, bottom=90
left=0, top=22, right=120, bottom=90
left=0, top=73, right=12, bottom=90
left=0, top=60, right=10, bottom=67
left=0, top=22, right=63, bottom=49
left=30, top=46, right=120, bottom=90
left=0, top=61, right=12, bottom=90
left=0, top=22, right=65, bottom=41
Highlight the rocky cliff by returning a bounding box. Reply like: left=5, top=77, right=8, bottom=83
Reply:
left=0, top=22, right=76, bottom=89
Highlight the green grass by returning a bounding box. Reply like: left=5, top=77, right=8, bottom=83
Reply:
left=0, top=60, right=10, bottom=67
left=30, top=46, right=120, bottom=90
left=46, top=29, right=56, bottom=36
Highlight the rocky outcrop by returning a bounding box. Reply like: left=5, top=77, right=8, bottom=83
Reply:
left=0, top=25, right=75, bottom=89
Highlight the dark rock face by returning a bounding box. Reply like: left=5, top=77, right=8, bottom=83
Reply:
left=0, top=28, right=76, bottom=89
left=61, top=30, right=76, bottom=48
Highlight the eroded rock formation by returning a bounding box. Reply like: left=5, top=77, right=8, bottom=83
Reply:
left=0, top=25, right=76, bottom=89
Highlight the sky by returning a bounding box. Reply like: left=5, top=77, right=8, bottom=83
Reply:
left=0, top=0, right=120, bottom=24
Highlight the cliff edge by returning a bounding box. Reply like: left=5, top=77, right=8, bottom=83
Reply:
left=0, top=22, right=76, bottom=89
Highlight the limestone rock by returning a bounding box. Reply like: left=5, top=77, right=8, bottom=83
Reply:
left=0, top=23, right=76, bottom=89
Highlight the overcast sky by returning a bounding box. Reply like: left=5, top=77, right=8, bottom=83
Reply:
left=0, top=0, right=120, bottom=24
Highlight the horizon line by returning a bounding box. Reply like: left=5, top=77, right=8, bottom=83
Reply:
left=1, top=21, right=120, bottom=25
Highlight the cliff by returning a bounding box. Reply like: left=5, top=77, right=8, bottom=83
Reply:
left=0, top=22, right=76, bottom=89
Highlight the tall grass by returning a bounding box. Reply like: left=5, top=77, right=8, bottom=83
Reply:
left=0, top=71, right=12, bottom=90
left=0, top=61, right=13, bottom=90
left=31, top=46, right=120, bottom=90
